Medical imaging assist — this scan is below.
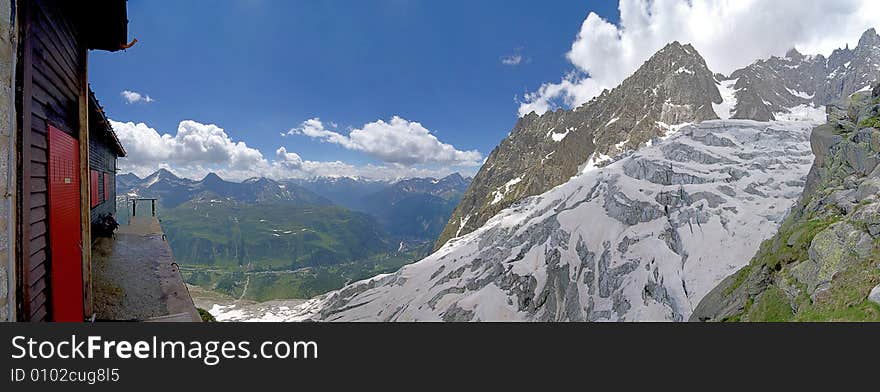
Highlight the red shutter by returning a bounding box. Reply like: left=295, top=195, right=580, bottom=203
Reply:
left=103, top=172, right=110, bottom=202
left=48, top=125, right=84, bottom=322
left=90, top=170, right=99, bottom=208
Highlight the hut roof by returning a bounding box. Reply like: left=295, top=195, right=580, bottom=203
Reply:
left=68, top=0, right=131, bottom=52
left=89, top=87, right=126, bottom=157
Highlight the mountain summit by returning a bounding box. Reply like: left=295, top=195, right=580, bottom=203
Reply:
left=724, top=28, right=880, bottom=121
left=435, top=41, right=722, bottom=249
left=436, top=29, right=880, bottom=250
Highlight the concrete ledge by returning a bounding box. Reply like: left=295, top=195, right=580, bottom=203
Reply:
left=93, top=217, right=200, bottom=322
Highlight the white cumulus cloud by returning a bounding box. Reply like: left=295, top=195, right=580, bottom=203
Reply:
left=275, top=147, right=304, bottom=169
left=121, top=90, right=155, bottom=104
left=285, top=117, right=483, bottom=166
left=519, top=0, right=880, bottom=117
left=111, top=119, right=476, bottom=182
left=111, top=120, right=266, bottom=171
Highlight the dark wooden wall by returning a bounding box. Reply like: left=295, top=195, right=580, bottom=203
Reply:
left=89, top=130, right=117, bottom=224
left=19, top=0, right=84, bottom=321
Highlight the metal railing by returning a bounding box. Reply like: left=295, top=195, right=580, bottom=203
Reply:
left=130, top=198, right=159, bottom=218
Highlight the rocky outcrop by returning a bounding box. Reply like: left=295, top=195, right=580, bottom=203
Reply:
left=725, top=29, right=880, bottom=121
left=435, top=42, right=723, bottom=250
left=692, top=84, right=880, bottom=322
left=282, top=118, right=818, bottom=322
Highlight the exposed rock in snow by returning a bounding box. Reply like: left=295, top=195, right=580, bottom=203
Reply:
left=285, top=118, right=820, bottom=322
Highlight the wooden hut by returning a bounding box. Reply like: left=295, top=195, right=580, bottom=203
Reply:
left=4, top=0, right=130, bottom=321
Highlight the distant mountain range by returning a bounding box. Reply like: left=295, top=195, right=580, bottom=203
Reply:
left=289, top=173, right=471, bottom=239
left=118, top=170, right=471, bottom=241
left=118, top=169, right=329, bottom=208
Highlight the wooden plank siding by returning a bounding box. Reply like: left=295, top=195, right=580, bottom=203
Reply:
left=18, top=0, right=84, bottom=321
left=89, top=130, right=117, bottom=224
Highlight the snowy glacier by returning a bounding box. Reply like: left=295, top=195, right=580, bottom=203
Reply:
left=270, top=117, right=822, bottom=322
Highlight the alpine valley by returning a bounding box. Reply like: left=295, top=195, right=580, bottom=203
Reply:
left=241, top=29, right=880, bottom=322
left=116, top=170, right=470, bottom=302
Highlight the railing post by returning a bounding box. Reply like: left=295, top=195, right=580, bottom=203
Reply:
left=151, top=200, right=156, bottom=217
left=132, top=199, right=137, bottom=217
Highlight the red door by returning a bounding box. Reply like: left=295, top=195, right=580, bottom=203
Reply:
left=48, top=125, right=83, bottom=322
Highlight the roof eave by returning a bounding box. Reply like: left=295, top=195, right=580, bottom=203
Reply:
left=69, top=0, right=130, bottom=52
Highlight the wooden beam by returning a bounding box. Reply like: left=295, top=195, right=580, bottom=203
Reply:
left=77, top=46, right=91, bottom=319
left=18, top=0, right=33, bottom=321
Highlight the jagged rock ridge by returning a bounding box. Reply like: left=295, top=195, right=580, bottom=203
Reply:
left=436, top=42, right=723, bottom=249
left=724, top=28, right=880, bottom=121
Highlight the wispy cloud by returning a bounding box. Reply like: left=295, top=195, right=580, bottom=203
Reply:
left=501, top=54, right=523, bottom=66
left=501, top=47, right=527, bottom=66
left=121, top=90, right=155, bottom=104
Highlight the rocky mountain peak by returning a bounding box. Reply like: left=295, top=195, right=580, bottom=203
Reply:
left=118, top=172, right=141, bottom=181
left=242, top=176, right=275, bottom=186
left=153, top=168, right=179, bottom=180
left=631, top=41, right=712, bottom=79
left=726, top=28, right=879, bottom=121
left=435, top=42, right=723, bottom=250
left=439, top=172, right=467, bottom=186
left=785, top=48, right=805, bottom=61
left=201, top=172, right=224, bottom=183
left=652, top=41, right=697, bottom=61
left=858, top=27, right=879, bottom=48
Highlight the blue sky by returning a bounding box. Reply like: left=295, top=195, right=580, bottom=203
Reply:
left=90, top=0, right=618, bottom=180
left=90, top=1, right=878, bottom=181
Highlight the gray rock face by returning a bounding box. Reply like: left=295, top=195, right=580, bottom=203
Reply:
left=869, top=285, right=880, bottom=306
left=435, top=42, right=722, bottom=250
left=726, top=29, right=880, bottom=121
left=692, top=87, right=880, bottom=322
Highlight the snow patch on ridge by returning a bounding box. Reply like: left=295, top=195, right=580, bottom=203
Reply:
left=490, top=177, right=523, bottom=205
left=785, top=87, right=814, bottom=99
left=774, top=105, right=827, bottom=124
left=551, top=127, right=574, bottom=142
left=712, top=79, right=739, bottom=120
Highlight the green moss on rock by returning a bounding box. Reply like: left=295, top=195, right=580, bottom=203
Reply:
left=746, top=286, right=794, bottom=322
left=197, top=307, right=217, bottom=322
